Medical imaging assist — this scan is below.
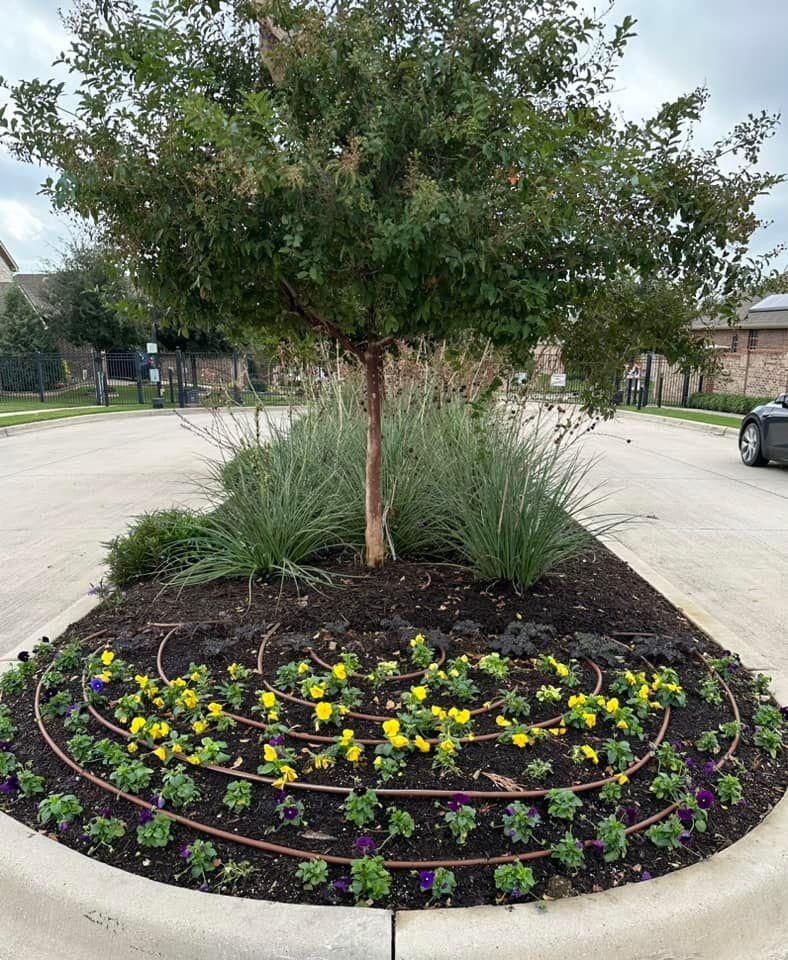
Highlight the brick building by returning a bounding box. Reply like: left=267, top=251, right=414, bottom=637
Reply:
left=691, top=295, right=788, bottom=398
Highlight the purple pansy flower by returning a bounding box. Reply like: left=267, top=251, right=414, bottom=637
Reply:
left=641, top=870, right=652, bottom=881
left=99, top=807, right=113, bottom=819
left=448, top=792, right=471, bottom=812
left=282, top=805, right=300, bottom=821
left=354, top=836, right=376, bottom=856
left=198, top=883, right=211, bottom=892
left=679, top=831, right=693, bottom=847
left=179, top=843, right=192, bottom=860
left=696, top=788, right=715, bottom=810
left=268, top=735, right=285, bottom=747
left=590, top=839, right=606, bottom=854
left=704, top=761, right=716, bottom=777
left=17, top=651, right=30, bottom=662
left=334, top=877, right=350, bottom=893
left=0, top=775, right=20, bottom=794
left=419, top=870, right=436, bottom=891
left=527, top=806, right=539, bottom=819
left=138, top=809, right=154, bottom=825
left=622, top=806, right=639, bottom=827
left=0, top=742, right=12, bottom=752
left=58, top=821, right=70, bottom=833
left=65, top=704, right=80, bottom=718
left=677, top=806, right=694, bottom=825
left=89, top=677, right=105, bottom=693
left=151, top=794, right=165, bottom=809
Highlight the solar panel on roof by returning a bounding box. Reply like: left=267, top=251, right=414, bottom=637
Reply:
left=750, top=294, right=788, bottom=312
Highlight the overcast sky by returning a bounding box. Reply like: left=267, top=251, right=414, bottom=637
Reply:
left=1, top=0, right=786, bottom=272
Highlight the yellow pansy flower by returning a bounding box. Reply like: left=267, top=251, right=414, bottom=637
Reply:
left=127, top=742, right=138, bottom=754
left=315, top=702, right=333, bottom=722
left=280, top=765, right=297, bottom=782
left=346, top=745, right=362, bottom=763
left=617, top=774, right=629, bottom=785
left=193, top=719, right=207, bottom=735
left=181, top=689, right=198, bottom=710
left=439, top=739, right=455, bottom=754
left=297, top=662, right=310, bottom=674
left=261, top=691, right=277, bottom=710
left=332, top=663, right=347, bottom=682
left=453, top=709, right=470, bottom=725
left=100, top=650, right=115, bottom=666
left=605, top=698, right=620, bottom=713
left=207, top=702, right=223, bottom=716
left=185, top=754, right=201, bottom=765
left=430, top=705, right=447, bottom=721
left=512, top=733, right=529, bottom=748
left=172, top=744, right=183, bottom=754
left=495, top=715, right=511, bottom=728
left=389, top=734, right=410, bottom=750
left=555, top=662, right=569, bottom=678
left=313, top=754, right=331, bottom=770
left=411, top=686, right=428, bottom=702
left=638, top=684, right=650, bottom=701
left=99, top=671, right=111, bottom=683
left=153, top=746, right=167, bottom=762
left=340, top=728, right=354, bottom=742
left=190, top=671, right=201, bottom=682
left=581, top=744, right=599, bottom=764
left=172, top=678, right=186, bottom=688
left=413, top=735, right=431, bottom=753
left=135, top=674, right=149, bottom=689
left=263, top=744, right=279, bottom=762
left=410, top=633, right=425, bottom=647
left=582, top=712, right=597, bottom=729
left=567, top=694, right=586, bottom=709
left=309, top=684, right=326, bottom=700
left=616, top=719, right=629, bottom=731
left=549, top=726, right=568, bottom=736
left=130, top=717, right=146, bottom=735
left=382, top=719, right=400, bottom=738
left=153, top=697, right=165, bottom=710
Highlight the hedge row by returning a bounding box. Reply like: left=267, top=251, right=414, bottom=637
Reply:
left=687, top=391, right=775, bottom=414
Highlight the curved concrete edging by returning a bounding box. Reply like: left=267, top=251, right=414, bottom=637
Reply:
left=614, top=407, right=742, bottom=438
left=1, top=563, right=786, bottom=960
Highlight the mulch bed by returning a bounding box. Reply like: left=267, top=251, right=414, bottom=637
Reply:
left=1, top=546, right=785, bottom=909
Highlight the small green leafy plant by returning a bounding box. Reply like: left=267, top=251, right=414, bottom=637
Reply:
left=546, top=788, right=582, bottom=821
left=295, top=858, right=329, bottom=891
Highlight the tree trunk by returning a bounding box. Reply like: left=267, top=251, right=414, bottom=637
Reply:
left=364, top=344, right=385, bottom=567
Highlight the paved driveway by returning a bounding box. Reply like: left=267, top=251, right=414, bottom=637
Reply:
left=583, top=412, right=787, bottom=682
left=0, top=409, right=289, bottom=655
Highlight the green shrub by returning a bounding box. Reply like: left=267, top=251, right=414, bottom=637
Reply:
left=105, top=509, right=206, bottom=586
left=687, top=392, right=774, bottom=414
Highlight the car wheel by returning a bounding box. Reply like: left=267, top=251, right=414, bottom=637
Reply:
left=740, top=421, right=769, bottom=466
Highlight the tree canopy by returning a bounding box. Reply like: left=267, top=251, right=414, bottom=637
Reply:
left=2, top=0, right=782, bottom=560
left=0, top=285, right=55, bottom=353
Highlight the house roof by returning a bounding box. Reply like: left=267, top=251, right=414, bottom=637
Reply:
left=0, top=241, right=18, bottom=274
left=0, top=274, right=51, bottom=316
left=691, top=295, right=788, bottom=331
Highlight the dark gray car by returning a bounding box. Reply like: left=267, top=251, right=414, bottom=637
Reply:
left=739, top=394, right=788, bottom=465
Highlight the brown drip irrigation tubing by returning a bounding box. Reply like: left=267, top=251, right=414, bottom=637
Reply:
left=86, top=646, right=662, bottom=800
left=38, top=654, right=740, bottom=870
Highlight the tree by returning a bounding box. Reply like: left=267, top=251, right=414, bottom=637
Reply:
left=2, top=0, right=780, bottom=565
left=44, top=241, right=146, bottom=351
left=0, top=285, right=54, bottom=353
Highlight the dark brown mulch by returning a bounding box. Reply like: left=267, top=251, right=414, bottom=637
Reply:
left=1, top=547, right=785, bottom=909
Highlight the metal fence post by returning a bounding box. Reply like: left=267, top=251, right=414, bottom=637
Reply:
left=35, top=352, right=45, bottom=403
left=231, top=349, right=243, bottom=404
left=168, top=367, right=175, bottom=405
left=175, top=349, right=186, bottom=408
left=657, top=374, right=664, bottom=407
left=640, top=354, right=652, bottom=408
left=136, top=356, right=145, bottom=404
left=681, top=371, right=690, bottom=407
left=92, top=351, right=103, bottom=406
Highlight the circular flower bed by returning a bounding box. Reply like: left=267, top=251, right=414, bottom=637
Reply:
left=1, top=558, right=785, bottom=908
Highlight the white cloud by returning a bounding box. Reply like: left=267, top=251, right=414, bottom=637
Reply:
left=0, top=200, right=44, bottom=245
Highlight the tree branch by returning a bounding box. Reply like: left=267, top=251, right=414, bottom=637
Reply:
left=279, top=279, right=365, bottom=359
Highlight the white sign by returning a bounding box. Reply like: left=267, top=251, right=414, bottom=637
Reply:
left=149, top=368, right=161, bottom=383
left=146, top=342, right=158, bottom=354
left=550, top=373, right=567, bottom=388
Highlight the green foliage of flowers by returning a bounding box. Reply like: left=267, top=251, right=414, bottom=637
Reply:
left=650, top=771, right=686, bottom=801
left=181, top=840, right=218, bottom=883
left=698, top=677, right=722, bottom=705
left=38, top=793, right=83, bottom=826
left=494, top=862, right=536, bottom=898
left=387, top=807, right=416, bottom=840
left=655, top=742, right=686, bottom=774
left=350, top=855, right=391, bottom=903
left=109, top=760, right=154, bottom=794
left=342, top=790, right=380, bottom=828
left=753, top=725, right=783, bottom=759
left=84, top=815, right=126, bottom=852
left=223, top=780, right=253, bottom=813
left=695, top=730, right=721, bottom=755
left=596, top=815, right=628, bottom=862
left=599, top=781, right=622, bottom=805
left=646, top=814, right=685, bottom=850
left=717, top=773, right=744, bottom=807
left=105, top=509, right=206, bottom=586
left=295, top=858, right=329, bottom=891
left=423, top=867, right=457, bottom=904
left=535, top=685, right=562, bottom=704
left=546, top=789, right=583, bottom=821
left=40, top=691, right=72, bottom=719
left=443, top=803, right=477, bottom=846
left=17, top=764, right=45, bottom=797
left=603, top=739, right=634, bottom=772
left=160, top=769, right=201, bottom=809
left=551, top=831, right=585, bottom=871
left=500, top=690, right=531, bottom=719
left=525, top=758, right=553, bottom=781
left=478, top=653, right=509, bottom=680
left=137, top=813, right=172, bottom=848
left=753, top=705, right=783, bottom=730
left=0, top=751, right=17, bottom=778
left=501, top=802, right=540, bottom=845
left=66, top=733, right=95, bottom=765
left=0, top=706, right=17, bottom=742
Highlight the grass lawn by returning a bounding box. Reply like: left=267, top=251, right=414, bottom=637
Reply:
left=0, top=406, right=150, bottom=428
left=620, top=405, right=743, bottom=428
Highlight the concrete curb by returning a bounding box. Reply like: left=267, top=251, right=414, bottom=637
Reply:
left=0, top=814, right=391, bottom=960
left=0, top=562, right=786, bottom=959
left=615, top=407, right=742, bottom=438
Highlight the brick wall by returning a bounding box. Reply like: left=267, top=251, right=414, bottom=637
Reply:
left=700, top=328, right=788, bottom=397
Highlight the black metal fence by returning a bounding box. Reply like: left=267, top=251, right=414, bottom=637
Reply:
left=0, top=349, right=303, bottom=411
left=514, top=352, right=705, bottom=409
